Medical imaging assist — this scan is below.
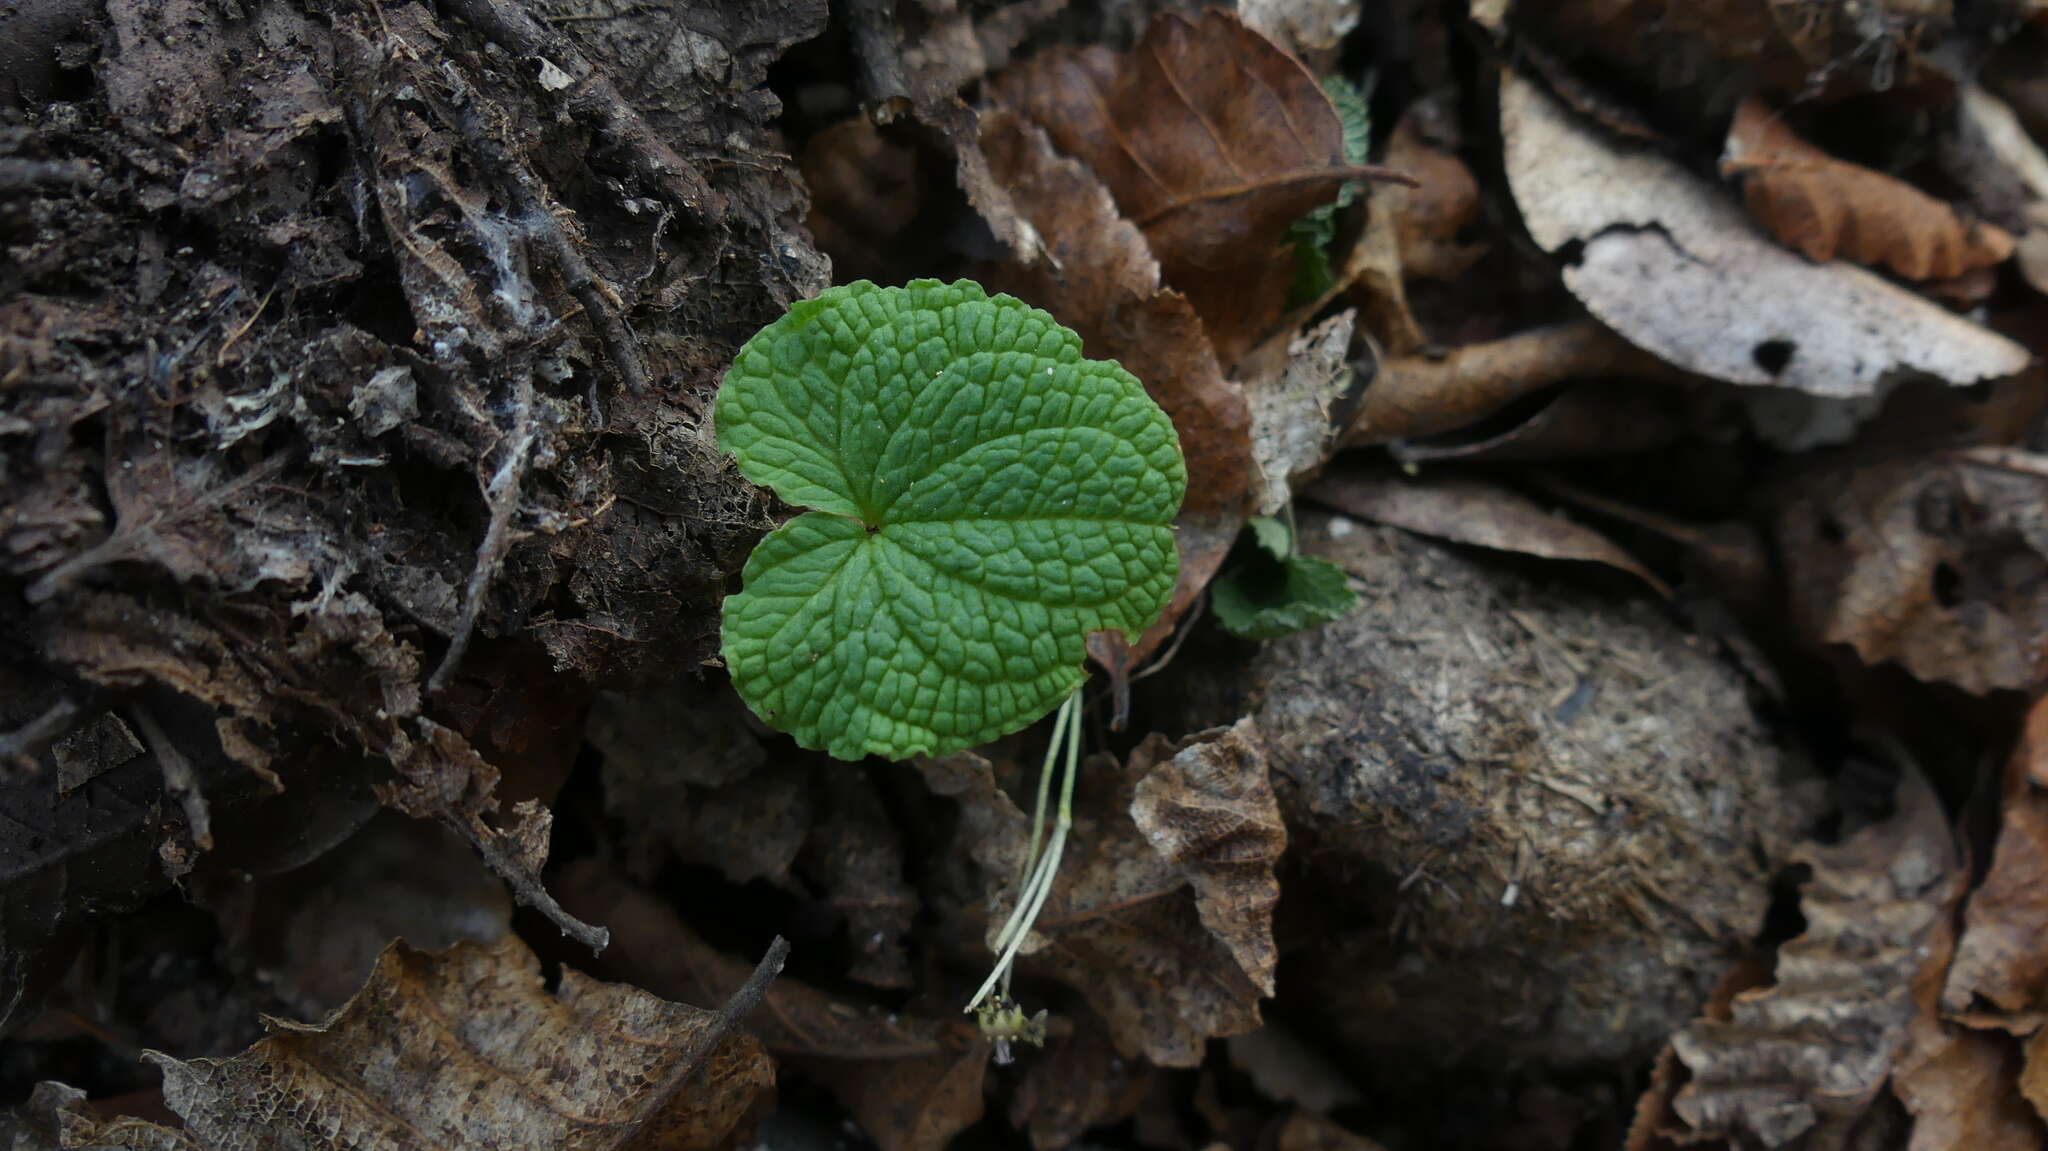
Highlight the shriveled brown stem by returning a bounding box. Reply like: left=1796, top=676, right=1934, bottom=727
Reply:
left=0, top=698, right=81, bottom=773
left=127, top=705, right=213, bottom=852
left=1342, top=320, right=1683, bottom=446
left=429, top=366, right=536, bottom=694
left=458, top=812, right=612, bottom=952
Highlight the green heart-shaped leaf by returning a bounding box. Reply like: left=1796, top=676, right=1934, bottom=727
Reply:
left=716, top=280, right=1187, bottom=760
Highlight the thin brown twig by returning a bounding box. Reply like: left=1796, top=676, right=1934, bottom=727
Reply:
left=0, top=698, right=82, bottom=773
left=456, top=814, right=612, bottom=951
left=618, top=936, right=789, bottom=1149
left=126, top=705, right=213, bottom=853
left=429, top=365, right=536, bottom=693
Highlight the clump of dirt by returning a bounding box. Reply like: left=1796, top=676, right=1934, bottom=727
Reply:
left=1153, top=510, right=1824, bottom=1078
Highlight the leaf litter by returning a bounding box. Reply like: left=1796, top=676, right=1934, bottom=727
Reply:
left=20, top=0, right=2048, bottom=1148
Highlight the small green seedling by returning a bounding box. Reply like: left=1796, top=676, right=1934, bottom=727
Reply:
left=1212, top=513, right=1358, bottom=639
left=715, top=279, right=1187, bottom=1031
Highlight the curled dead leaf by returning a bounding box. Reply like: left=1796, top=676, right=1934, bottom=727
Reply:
left=1723, top=98, right=2015, bottom=281
left=919, top=719, right=1284, bottom=1066
left=1670, top=766, right=1959, bottom=1147
left=1342, top=319, right=1681, bottom=447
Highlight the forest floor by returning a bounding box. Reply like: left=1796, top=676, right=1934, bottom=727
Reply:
left=7, top=1, right=2048, bottom=1149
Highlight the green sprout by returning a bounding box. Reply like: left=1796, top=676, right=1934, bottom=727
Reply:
left=714, top=279, right=1187, bottom=1029
left=1212, top=513, right=1358, bottom=639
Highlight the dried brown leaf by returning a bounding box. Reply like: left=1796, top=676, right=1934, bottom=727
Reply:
left=919, top=719, right=1284, bottom=1066
left=1891, top=794, right=2044, bottom=1151
left=991, top=9, right=1382, bottom=363
left=1009, top=1018, right=1151, bottom=1150
left=978, top=110, right=1255, bottom=661
left=1944, top=696, right=2048, bottom=1017
left=1307, top=467, right=1671, bottom=597
left=1723, top=99, right=2015, bottom=281
left=1270, top=1112, right=1392, bottom=1151
left=1775, top=453, right=2048, bottom=694
left=95, top=934, right=781, bottom=1150
left=1392, top=383, right=1685, bottom=464
left=199, top=812, right=511, bottom=1018
left=1503, top=68, right=2029, bottom=395
left=553, top=861, right=983, bottom=1151
left=1382, top=105, right=1486, bottom=282
left=1670, top=766, right=1959, bottom=1147
left=1342, top=320, right=1681, bottom=447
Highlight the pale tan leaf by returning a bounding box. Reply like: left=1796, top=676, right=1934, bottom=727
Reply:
left=1502, top=68, right=2029, bottom=395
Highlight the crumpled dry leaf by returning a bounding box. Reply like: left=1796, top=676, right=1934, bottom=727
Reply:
left=1307, top=467, right=1671, bottom=597
left=554, top=861, right=983, bottom=1151
left=1669, top=766, right=1959, bottom=1147
left=51, top=933, right=782, bottom=1150
left=992, top=9, right=1385, bottom=364
left=920, top=719, right=1284, bottom=1066
left=978, top=110, right=1255, bottom=661
left=1722, top=98, right=2015, bottom=280
left=1944, top=695, right=2048, bottom=1018
left=1894, top=903, right=2043, bottom=1151
left=1502, top=68, right=2029, bottom=395
left=842, top=0, right=1061, bottom=264
left=1245, top=311, right=1355, bottom=517
left=1775, top=451, right=2048, bottom=695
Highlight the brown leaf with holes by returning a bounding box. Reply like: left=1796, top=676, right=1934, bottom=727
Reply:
left=991, top=8, right=1386, bottom=364
left=919, top=719, right=1284, bottom=1066
left=1667, top=766, right=1959, bottom=1147
left=1307, top=466, right=1671, bottom=597
left=1944, top=695, right=2048, bottom=1019
left=104, top=934, right=780, bottom=1151
left=1723, top=98, right=2015, bottom=281
left=979, top=109, right=1255, bottom=662
left=1775, top=452, right=2048, bottom=694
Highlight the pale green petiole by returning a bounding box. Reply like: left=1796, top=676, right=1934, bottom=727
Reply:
left=966, top=687, right=1084, bottom=1014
